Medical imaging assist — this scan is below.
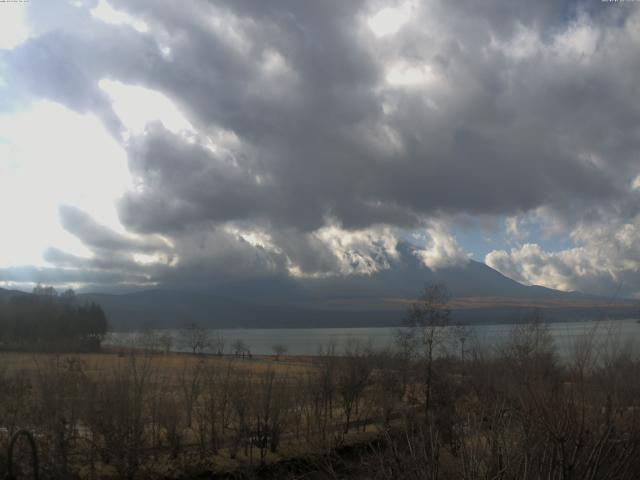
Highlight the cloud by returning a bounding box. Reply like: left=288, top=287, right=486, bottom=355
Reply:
left=45, top=205, right=412, bottom=289
left=90, top=0, right=149, bottom=33
left=1, top=0, right=640, bottom=293
left=486, top=216, right=640, bottom=298
left=0, top=2, right=29, bottom=49
left=413, top=223, right=470, bottom=271
left=58, top=205, right=168, bottom=253
left=98, top=79, right=195, bottom=137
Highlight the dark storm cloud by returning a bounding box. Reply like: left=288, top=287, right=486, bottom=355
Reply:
left=58, top=205, right=166, bottom=252
left=42, top=247, right=87, bottom=268
left=108, top=0, right=638, bottom=231
left=118, top=125, right=272, bottom=233
left=3, top=0, right=640, bottom=290
left=6, top=0, right=636, bottom=229
left=43, top=246, right=162, bottom=274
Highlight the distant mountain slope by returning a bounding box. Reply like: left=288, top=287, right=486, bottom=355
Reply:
left=204, top=243, right=588, bottom=303
left=2, top=247, right=637, bottom=330
left=76, top=249, right=637, bottom=330
left=0, top=287, right=28, bottom=300
left=76, top=286, right=637, bottom=332
left=301, top=259, right=573, bottom=300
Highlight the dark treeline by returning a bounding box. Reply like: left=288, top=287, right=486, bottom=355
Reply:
left=0, top=285, right=108, bottom=352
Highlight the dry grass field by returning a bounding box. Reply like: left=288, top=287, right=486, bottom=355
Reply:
left=0, top=348, right=392, bottom=478
left=3, top=318, right=640, bottom=479
left=0, top=350, right=313, bottom=378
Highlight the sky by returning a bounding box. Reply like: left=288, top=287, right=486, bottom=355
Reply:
left=0, top=0, right=639, bottom=298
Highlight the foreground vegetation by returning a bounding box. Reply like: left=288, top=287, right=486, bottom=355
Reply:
left=1, top=286, right=640, bottom=479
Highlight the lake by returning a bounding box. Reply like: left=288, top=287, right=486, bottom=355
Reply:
left=105, top=318, right=640, bottom=358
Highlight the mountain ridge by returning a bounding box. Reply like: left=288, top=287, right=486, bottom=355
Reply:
left=3, top=254, right=636, bottom=330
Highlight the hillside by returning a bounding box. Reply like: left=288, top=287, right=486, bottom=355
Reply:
left=2, top=247, right=636, bottom=330
left=76, top=249, right=637, bottom=330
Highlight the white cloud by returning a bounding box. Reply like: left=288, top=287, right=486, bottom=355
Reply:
left=0, top=3, right=29, bottom=50
left=486, top=217, right=640, bottom=297
left=90, top=0, right=148, bottom=33
left=99, top=79, right=195, bottom=137
left=488, top=15, right=599, bottom=65
left=490, top=24, right=540, bottom=60
left=133, top=252, right=175, bottom=266
left=312, top=224, right=400, bottom=276
left=486, top=244, right=581, bottom=291
left=413, top=223, right=470, bottom=271
left=385, top=61, right=439, bottom=88
left=505, top=216, right=524, bottom=241
left=368, top=6, right=410, bottom=38
left=552, top=19, right=599, bottom=59
left=226, top=225, right=281, bottom=254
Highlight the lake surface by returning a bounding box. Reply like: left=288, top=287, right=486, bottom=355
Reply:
left=106, top=318, right=640, bottom=357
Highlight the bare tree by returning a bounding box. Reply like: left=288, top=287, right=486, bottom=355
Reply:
left=337, top=339, right=373, bottom=434
left=199, top=360, right=234, bottom=454
left=88, top=353, right=155, bottom=479
left=228, top=369, right=253, bottom=459
left=156, top=390, right=184, bottom=459
left=371, top=350, right=405, bottom=428
left=177, top=360, right=204, bottom=428
left=271, top=343, right=288, bottom=361
left=212, top=329, right=225, bottom=356
left=503, top=307, right=556, bottom=383
left=232, top=338, right=250, bottom=359
left=250, top=369, right=288, bottom=463
left=180, top=322, right=211, bottom=355
left=402, top=283, right=451, bottom=418
left=451, top=323, right=473, bottom=376
left=136, top=327, right=161, bottom=354
left=32, top=356, right=86, bottom=478
left=310, top=343, right=338, bottom=446
left=158, top=332, right=173, bottom=354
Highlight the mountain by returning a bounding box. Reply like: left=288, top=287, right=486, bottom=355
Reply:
left=190, top=242, right=582, bottom=303
left=2, top=248, right=637, bottom=330
left=77, top=250, right=637, bottom=330
left=0, top=287, right=27, bottom=301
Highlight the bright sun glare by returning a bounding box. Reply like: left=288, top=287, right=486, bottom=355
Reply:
left=0, top=101, right=130, bottom=268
